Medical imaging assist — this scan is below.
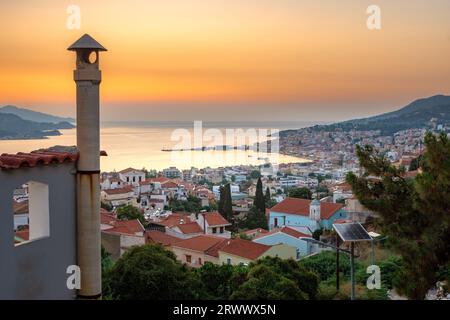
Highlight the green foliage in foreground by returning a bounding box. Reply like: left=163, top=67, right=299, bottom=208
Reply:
left=103, top=245, right=319, bottom=300
left=347, top=132, right=450, bottom=299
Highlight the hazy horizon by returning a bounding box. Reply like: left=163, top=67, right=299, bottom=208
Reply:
left=1, top=0, right=450, bottom=121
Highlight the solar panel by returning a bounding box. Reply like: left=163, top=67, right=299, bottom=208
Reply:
left=333, top=223, right=372, bottom=242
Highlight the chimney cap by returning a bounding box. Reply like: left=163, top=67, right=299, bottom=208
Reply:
left=68, top=34, right=107, bottom=52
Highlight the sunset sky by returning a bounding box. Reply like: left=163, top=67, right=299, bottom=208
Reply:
left=0, top=0, right=449, bottom=122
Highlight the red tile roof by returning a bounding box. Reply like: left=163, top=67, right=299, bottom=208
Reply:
left=15, top=229, right=30, bottom=241
left=270, top=197, right=343, bottom=220
left=253, top=226, right=311, bottom=240
left=158, top=213, right=192, bottom=227
left=103, top=185, right=134, bottom=195
left=176, top=222, right=203, bottom=234
left=13, top=200, right=29, bottom=215
left=100, top=210, right=117, bottom=225
left=203, top=212, right=230, bottom=226
left=145, top=230, right=181, bottom=246
left=242, top=228, right=269, bottom=236
left=0, top=147, right=107, bottom=170
left=172, top=235, right=228, bottom=257
left=279, top=226, right=312, bottom=238
left=119, top=167, right=141, bottom=174
left=161, top=181, right=179, bottom=189
left=103, top=219, right=144, bottom=235
left=0, top=150, right=78, bottom=170
left=101, top=210, right=144, bottom=235
left=141, top=176, right=170, bottom=185
left=220, top=238, right=271, bottom=260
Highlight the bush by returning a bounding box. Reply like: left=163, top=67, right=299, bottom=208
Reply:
left=103, top=244, right=200, bottom=300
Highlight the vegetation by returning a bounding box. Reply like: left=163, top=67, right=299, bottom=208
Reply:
left=103, top=244, right=200, bottom=300
left=239, top=205, right=268, bottom=230
left=103, top=248, right=319, bottom=300
left=101, top=201, right=113, bottom=212
left=168, top=195, right=203, bottom=213
left=254, top=178, right=265, bottom=213
left=288, top=187, right=312, bottom=199
left=116, top=204, right=146, bottom=225
left=249, top=170, right=261, bottom=179
left=218, top=183, right=233, bottom=223
left=347, top=132, right=450, bottom=299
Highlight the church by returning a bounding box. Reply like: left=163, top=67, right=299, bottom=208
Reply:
left=268, top=197, right=347, bottom=232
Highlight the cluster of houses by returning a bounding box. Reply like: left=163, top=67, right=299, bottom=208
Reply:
left=12, top=164, right=370, bottom=267
left=99, top=189, right=349, bottom=267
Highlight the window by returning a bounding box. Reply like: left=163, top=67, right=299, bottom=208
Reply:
left=198, top=257, right=202, bottom=265
left=186, top=255, right=192, bottom=263
left=274, top=217, right=278, bottom=227
left=227, top=258, right=232, bottom=265
left=126, top=177, right=130, bottom=182
left=212, top=227, right=217, bottom=234
left=13, top=181, right=50, bottom=246
left=220, top=227, right=224, bottom=233
left=133, top=176, right=136, bottom=183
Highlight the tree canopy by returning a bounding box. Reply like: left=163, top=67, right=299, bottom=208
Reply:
left=116, top=204, right=146, bottom=225
left=288, top=187, right=313, bottom=199
left=103, top=244, right=200, bottom=300
left=346, top=132, right=450, bottom=299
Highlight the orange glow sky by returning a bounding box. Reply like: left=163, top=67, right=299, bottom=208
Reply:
left=1, top=0, right=450, bottom=121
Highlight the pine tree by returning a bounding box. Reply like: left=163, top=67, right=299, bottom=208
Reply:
left=346, top=132, right=450, bottom=299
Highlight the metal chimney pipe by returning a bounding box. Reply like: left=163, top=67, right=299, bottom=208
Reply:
left=68, top=34, right=107, bottom=299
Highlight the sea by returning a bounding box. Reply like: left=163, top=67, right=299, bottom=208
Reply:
left=0, top=121, right=321, bottom=172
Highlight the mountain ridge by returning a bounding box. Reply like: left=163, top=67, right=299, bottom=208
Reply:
left=0, top=105, right=75, bottom=124
left=0, top=112, right=74, bottom=140
left=281, top=95, right=450, bottom=136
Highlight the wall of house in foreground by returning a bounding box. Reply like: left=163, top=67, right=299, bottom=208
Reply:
left=0, top=164, right=77, bottom=299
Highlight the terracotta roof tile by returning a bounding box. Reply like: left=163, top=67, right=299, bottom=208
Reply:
left=145, top=230, right=182, bottom=246
left=220, top=238, right=271, bottom=260
left=242, top=228, right=269, bottom=236
left=103, top=185, right=134, bottom=195
left=172, top=235, right=227, bottom=257
left=176, top=222, right=203, bottom=234
left=161, top=181, right=179, bottom=188
left=270, top=197, right=343, bottom=220
left=103, top=219, right=144, bottom=235
left=203, top=212, right=230, bottom=226
left=279, top=226, right=312, bottom=238
left=119, top=167, right=141, bottom=174
left=0, top=150, right=78, bottom=170
left=158, top=213, right=191, bottom=227
left=13, top=200, right=29, bottom=215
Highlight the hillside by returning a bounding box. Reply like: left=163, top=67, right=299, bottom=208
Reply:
left=281, top=95, right=450, bottom=136
left=0, top=105, right=75, bottom=124
left=0, top=113, right=74, bottom=140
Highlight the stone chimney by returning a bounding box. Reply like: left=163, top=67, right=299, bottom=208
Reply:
left=68, top=34, right=107, bottom=299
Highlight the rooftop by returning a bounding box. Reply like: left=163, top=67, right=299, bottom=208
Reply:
left=172, top=235, right=228, bottom=257
left=219, top=238, right=271, bottom=260
left=145, top=230, right=181, bottom=246
left=204, top=212, right=231, bottom=226
left=67, top=34, right=107, bottom=51
left=270, top=197, right=344, bottom=220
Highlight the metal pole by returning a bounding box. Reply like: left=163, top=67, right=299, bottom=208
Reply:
left=350, top=242, right=355, bottom=300
left=336, top=234, right=340, bottom=292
